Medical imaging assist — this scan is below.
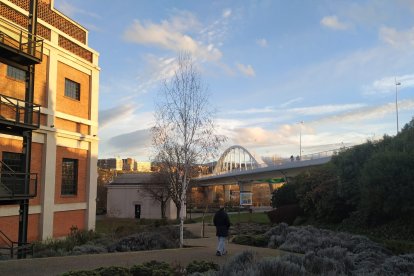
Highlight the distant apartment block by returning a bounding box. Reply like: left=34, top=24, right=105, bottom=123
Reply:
left=122, top=158, right=135, bottom=171
left=98, top=158, right=152, bottom=172
left=136, top=161, right=151, bottom=172
left=0, top=0, right=100, bottom=246
left=98, top=157, right=123, bottom=171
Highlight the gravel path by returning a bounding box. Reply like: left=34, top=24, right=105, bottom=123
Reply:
left=0, top=222, right=284, bottom=276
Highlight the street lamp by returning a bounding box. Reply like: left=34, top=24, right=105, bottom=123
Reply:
left=299, top=121, right=304, bottom=159
left=395, top=78, right=401, bottom=134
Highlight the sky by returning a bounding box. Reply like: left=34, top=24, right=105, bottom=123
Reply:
left=54, top=0, right=414, bottom=162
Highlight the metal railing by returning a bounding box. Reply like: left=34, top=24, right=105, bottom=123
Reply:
left=262, top=147, right=350, bottom=167
left=0, top=161, right=37, bottom=199
left=199, top=147, right=350, bottom=177
left=0, top=230, right=33, bottom=259
left=0, top=16, right=43, bottom=61
left=0, top=94, right=41, bottom=129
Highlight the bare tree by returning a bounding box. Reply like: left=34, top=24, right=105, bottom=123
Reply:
left=96, top=168, right=116, bottom=214
left=152, top=53, right=226, bottom=247
left=142, top=173, right=170, bottom=219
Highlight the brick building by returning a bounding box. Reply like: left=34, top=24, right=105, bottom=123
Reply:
left=97, top=157, right=123, bottom=171
left=0, top=0, right=99, bottom=246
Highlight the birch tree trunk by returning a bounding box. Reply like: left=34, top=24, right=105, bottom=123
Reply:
left=151, top=52, right=226, bottom=250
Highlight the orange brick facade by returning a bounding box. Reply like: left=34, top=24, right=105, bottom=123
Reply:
left=53, top=210, right=85, bottom=238
left=0, top=140, right=43, bottom=205
left=1, top=0, right=93, bottom=62
left=0, top=54, right=49, bottom=109
left=56, top=62, right=91, bottom=120
left=55, top=146, right=88, bottom=204
left=0, top=139, right=90, bottom=242
left=0, top=214, right=40, bottom=243
left=55, top=118, right=90, bottom=135
left=0, top=0, right=99, bottom=245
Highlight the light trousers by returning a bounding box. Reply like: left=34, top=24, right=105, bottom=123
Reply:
left=217, top=236, right=226, bottom=254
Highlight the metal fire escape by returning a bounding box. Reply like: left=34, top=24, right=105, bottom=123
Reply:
left=0, top=0, right=43, bottom=258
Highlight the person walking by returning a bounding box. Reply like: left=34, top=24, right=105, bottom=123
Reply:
left=213, top=205, right=230, bottom=256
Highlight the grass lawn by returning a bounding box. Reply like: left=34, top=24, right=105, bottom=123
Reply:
left=193, top=212, right=270, bottom=224
left=95, top=217, right=177, bottom=235
left=229, top=212, right=270, bottom=224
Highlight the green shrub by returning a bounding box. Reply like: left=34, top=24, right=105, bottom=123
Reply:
left=33, top=226, right=101, bottom=257
left=359, top=151, right=414, bottom=224
left=267, top=204, right=302, bottom=225
left=186, top=260, right=219, bottom=274
left=271, top=183, right=298, bottom=208
left=95, top=266, right=131, bottom=276
left=110, top=232, right=177, bottom=252
left=232, top=234, right=267, bottom=247
left=130, top=261, right=173, bottom=276
left=61, top=266, right=131, bottom=276
left=61, top=270, right=100, bottom=276
left=254, top=257, right=305, bottom=275
left=220, top=251, right=258, bottom=275
left=68, top=225, right=101, bottom=245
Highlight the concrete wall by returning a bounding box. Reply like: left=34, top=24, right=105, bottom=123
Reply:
left=107, top=185, right=177, bottom=220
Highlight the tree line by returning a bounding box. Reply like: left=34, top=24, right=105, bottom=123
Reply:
left=272, top=118, right=414, bottom=227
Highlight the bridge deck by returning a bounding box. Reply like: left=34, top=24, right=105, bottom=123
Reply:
left=195, top=156, right=331, bottom=186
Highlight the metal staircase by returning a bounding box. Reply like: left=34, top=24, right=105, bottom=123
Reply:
left=0, top=0, right=43, bottom=259
left=0, top=94, right=41, bottom=135
left=0, top=16, right=43, bottom=65
left=0, top=161, right=37, bottom=200
left=0, top=230, right=33, bottom=259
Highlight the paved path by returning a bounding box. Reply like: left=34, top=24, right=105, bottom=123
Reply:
left=0, top=223, right=284, bottom=276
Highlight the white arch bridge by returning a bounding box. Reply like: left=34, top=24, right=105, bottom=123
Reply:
left=192, top=145, right=344, bottom=206
left=195, top=145, right=344, bottom=186
left=213, top=145, right=259, bottom=174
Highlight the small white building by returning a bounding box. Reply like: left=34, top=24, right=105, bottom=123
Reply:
left=107, top=173, right=177, bottom=219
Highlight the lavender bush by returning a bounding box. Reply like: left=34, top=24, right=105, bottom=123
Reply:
left=260, top=223, right=414, bottom=275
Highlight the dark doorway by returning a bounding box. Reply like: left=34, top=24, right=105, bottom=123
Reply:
left=134, top=204, right=141, bottom=219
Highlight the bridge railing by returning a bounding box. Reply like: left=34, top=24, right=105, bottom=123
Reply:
left=199, top=147, right=350, bottom=177
left=263, top=147, right=349, bottom=167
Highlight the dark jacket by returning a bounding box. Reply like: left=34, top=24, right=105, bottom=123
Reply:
left=213, top=208, right=230, bottom=237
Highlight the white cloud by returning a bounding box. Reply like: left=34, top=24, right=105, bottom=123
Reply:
left=320, top=15, right=348, bottom=30
left=168, top=10, right=201, bottom=32
left=256, top=38, right=268, bottom=47
left=313, top=99, right=414, bottom=125
left=99, top=104, right=135, bottom=129
left=224, top=103, right=364, bottom=116
left=225, top=107, right=275, bottom=115
left=379, top=26, right=414, bottom=49
left=230, top=127, right=293, bottom=148
left=135, top=55, right=177, bottom=94
left=123, top=14, right=222, bottom=62
left=98, top=111, right=155, bottom=160
left=363, top=74, right=414, bottom=95
left=56, top=1, right=100, bottom=19
left=236, top=63, right=255, bottom=77
left=292, top=103, right=366, bottom=116
left=217, top=98, right=414, bottom=160
left=200, top=9, right=234, bottom=49
left=280, top=97, right=304, bottom=108
left=265, top=40, right=414, bottom=105
left=108, top=129, right=152, bottom=153
left=222, top=9, right=232, bottom=18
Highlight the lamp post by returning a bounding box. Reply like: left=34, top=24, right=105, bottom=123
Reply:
left=299, top=121, right=304, bottom=159
left=395, top=78, right=401, bottom=134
